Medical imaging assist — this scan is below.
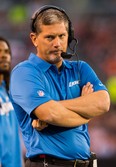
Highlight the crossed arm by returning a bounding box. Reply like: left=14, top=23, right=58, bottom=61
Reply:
left=32, top=82, right=110, bottom=129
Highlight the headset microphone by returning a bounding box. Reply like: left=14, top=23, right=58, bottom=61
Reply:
left=61, top=52, right=74, bottom=59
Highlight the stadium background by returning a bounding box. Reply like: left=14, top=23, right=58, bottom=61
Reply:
left=0, top=0, right=116, bottom=166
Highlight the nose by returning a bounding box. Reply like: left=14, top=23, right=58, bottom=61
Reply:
left=0, top=52, right=9, bottom=61
left=53, top=37, right=61, bottom=48
left=1, top=54, right=7, bottom=59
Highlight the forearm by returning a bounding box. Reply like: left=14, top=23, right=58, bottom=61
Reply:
left=60, top=90, right=110, bottom=118
left=33, top=100, right=90, bottom=127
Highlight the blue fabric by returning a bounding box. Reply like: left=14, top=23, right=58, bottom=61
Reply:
left=0, top=82, right=22, bottom=167
left=10, top=53, right=107, bottom=160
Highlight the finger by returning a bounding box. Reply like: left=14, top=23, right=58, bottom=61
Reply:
left=86, top=82, right=91, bottom=86
left=35, top=123, right=48, bottom=131
left=32, top=120, right=38, bottom=128
left=81, top=83, right=94, bottom=96
left=39, top=121, right=48, bottom=129
left=41, top=121, right=48, bottom=126
left=86, top=82, right=93, bottom=89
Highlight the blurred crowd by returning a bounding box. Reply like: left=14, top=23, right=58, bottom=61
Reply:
left=77, top=16, right=116, bottom=80
left=0, top=0, right=116, bottom=165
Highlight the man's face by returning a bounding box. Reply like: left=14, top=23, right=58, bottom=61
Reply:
left=0, top=41, right=11, bottom=74
left=31, top=22, right=68, bottom=67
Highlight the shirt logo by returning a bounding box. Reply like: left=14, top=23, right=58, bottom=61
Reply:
left=99, top=83, right=103, bottom=86
left=69, top=80, right=80, bottom=87
left=0, top=97, right=14, bottom=116
left=37, top=90, right=45, bottom=97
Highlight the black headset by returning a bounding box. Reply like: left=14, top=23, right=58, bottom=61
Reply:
left=30, top=5, right=74, bottom=45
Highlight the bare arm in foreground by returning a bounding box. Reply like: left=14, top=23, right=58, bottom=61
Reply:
left=32, top=82, right=110, bottom=129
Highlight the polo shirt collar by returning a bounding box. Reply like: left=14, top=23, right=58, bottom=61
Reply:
left=28, top=53, right=72, bottom=72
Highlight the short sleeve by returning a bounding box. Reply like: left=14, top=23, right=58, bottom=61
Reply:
left=10, top=64, right=52, bottom=115
left=79, top=61, right=107, bottom=92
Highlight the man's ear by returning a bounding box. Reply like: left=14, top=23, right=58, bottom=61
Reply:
left=30, top=33, right=38, bottom=47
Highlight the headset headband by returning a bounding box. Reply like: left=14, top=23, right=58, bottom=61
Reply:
left=31, top=5, right=74, bottom=44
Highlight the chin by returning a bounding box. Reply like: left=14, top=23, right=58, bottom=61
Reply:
left=0, top=69, right=10, bottom=74
left=49, top=57, right=62, bottom=64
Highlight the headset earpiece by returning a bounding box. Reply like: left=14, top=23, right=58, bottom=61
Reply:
left=30, top=5, right=74, bottom=45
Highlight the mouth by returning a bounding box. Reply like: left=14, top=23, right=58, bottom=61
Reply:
left=0, top=61, right=10, bottom=68
left=51, top=50, right=62, bottom=56
left=0, top=61, right=10, bottom=64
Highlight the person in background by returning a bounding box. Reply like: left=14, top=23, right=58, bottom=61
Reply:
left=10, top=5, right=110, bottom=167
left=0, top=37, right=23, bottom=167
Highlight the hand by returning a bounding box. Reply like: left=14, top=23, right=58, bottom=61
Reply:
left=32, top=119, right=48, bottom=131
left=81, top=82, right=94, bottom=96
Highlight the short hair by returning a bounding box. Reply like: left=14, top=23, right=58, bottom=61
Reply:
left=31, top=8, right=69, bottom=34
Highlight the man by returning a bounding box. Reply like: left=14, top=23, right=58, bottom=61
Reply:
left=10, top=5, right=110, bottom=167
left=0, top=37, right=23, bottom=167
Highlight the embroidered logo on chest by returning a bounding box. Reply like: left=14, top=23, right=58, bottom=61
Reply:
left=37, top=90, right=45, bottom=97
left=69, top=80, right=80, bottom=87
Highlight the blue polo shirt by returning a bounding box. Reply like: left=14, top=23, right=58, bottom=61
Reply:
left=10, top=53, right=107, bottom=160
left=0, top=82, right=22, bottom=167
